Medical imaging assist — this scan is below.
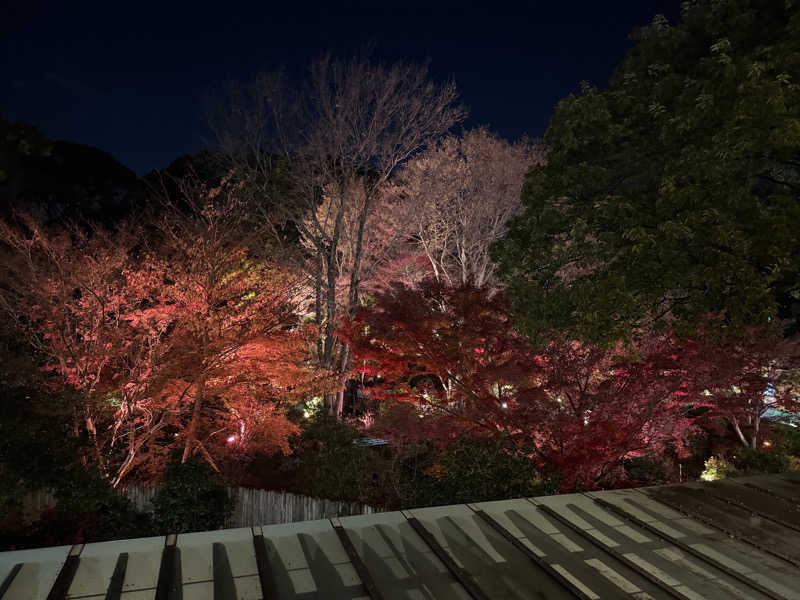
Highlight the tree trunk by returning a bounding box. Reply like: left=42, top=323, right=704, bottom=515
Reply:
left=731, top=416, right=751, bottom=448
left=322, top=194, right=346, bottom=414
left=348, top=193, right=371, bottom=314
left=751, top=411, right=760, bottom=450
left=114, top=426, right=141, bottom=488
left=85, top=410, right=106, bottom=474
left=322, top=197, right=345, bottom=371
left=315, top=253, right=324, bottom=362
left=334, top=389, right=344, bottom=419
left=182, top=379, right=205, bottom=463
left=334, top=344, right=351, bottom=418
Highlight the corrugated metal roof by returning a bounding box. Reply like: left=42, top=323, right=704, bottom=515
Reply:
left=1, top=472, right=799, bottom=599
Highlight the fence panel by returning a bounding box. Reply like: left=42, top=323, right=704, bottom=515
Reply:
left=18, top=486, right=375, bottom=529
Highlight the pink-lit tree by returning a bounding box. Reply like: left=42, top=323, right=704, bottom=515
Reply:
left=0, top=216, right=144, bottom=472
left=0, top=179, right=335, bottom=485
left=679, top=325, right=800, bottom=450
left=340, top=279, right=708, bottom=490
left=400, top=128, right=544, bottom=289
left=210, top=55, right=466, bottom=415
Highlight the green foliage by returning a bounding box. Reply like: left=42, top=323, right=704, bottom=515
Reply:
left=292, top=415, right=391, bottom=504
left=52, top=468, right=155, bottom=540
left=415, top=437, right=557, bottom=506
left=290, top=418, right=557, bottom=509
left=1, top=467, right=154, bottom=550
left=152, top=461, right=234, bottom=534
left=494, top=0, right=800, bottom=345
left=624, top=456, right=672, bottom=486
left=770, top=423, right=800, bottom=457
left=731, top=447, right=791, bottom=473
left=700, top=447, right=791, bottom=482
left=700, top=455, right=739, bottom=480
left=0, top=381, right=83, bottom=506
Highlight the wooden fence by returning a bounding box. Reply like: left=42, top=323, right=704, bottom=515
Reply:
left=20, top=486, right=376, bottom=529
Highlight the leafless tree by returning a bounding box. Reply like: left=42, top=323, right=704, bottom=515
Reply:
left=209, top=55, right=465, bottom=415
left=400, top=128, right=544, bottom=289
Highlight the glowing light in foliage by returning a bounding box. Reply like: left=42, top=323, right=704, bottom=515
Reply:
left=227, top=435, right=236, bottom=444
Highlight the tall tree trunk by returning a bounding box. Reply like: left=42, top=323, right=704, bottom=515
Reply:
left=323, top=246, right=338, bottom=413
left=182, top=378, right=205, bottom=463
left=731, top=416, right=751, bottom=448
left=333, top=193, right=373, bottom=419
left=323, top=195, right=345, bottom=413
left=334, top=344, right=351, bottom=418
left=85, top=410, right=106, bottom=474
left=348, top=194, right=371, bottom=314
left=315, top=253, right=324, bottom=362
left=322, top=197, right=345, bottom=370
left=751, top=411, right=760, bottom=450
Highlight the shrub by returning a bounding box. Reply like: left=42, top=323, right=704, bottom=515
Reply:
left=0, top=383, right=84, bottom=508
left=624, top=456, right=672, bottom=486
left=152, top=461, right=234, bottom=534
left=771, top=424, right=800, bottom=458
left=291, top=415, right=391, bottom=505
left=414, top=436, right=556, bottom=506
left=1, top=467, right=154, bottom=550
left=700, top=456, right=738, bottom=481
left=731, top=448, right=791, bottom=474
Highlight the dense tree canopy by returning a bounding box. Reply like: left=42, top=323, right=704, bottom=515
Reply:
left=210, top=55, right=465, bottom=415
left=0, top=179, right=333, bottom=486
left=341, top=280, right=711, bottom=490
left=495, top=0, right=800, bottom=345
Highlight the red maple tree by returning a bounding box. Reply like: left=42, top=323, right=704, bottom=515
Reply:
left=0, top=179, right=335, bottom=485
left=678, top=324, right=800, bottom=450
left=340, top=279, right=705, bottom=490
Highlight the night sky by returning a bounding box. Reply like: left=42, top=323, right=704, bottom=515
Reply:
left=2, top=0, right=682, bottom=176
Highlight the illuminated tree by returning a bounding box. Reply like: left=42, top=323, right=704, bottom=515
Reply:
left=401, top=128, right=543, bottom=289
left=0, top=179, right=334, bottom=485
left=681, top=325, right=800, bottom=450
left=340, top=279, right=699, bottom=490
left=210, top=55, right=465, bottom=414
left=126, top=177, right=334, bottom=477
left=0, top=216, right=142, bottom=471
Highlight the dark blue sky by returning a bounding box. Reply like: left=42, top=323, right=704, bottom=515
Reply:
left=2, top=0, right=682, bottom=175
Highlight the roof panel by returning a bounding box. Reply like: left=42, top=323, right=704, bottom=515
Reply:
left=3, top=474, right=800, bottom=599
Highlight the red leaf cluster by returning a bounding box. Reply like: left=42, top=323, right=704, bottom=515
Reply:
left=340, top=279, right=795, bottom=490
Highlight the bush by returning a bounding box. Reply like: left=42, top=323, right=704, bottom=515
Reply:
left=290, top=417, right=558, bottom=508
left=731, top=447, right=791, bottom=474
left=152, top=461, right=234, bottom=534
left=624, top=456, right=673, bottom=486
left=771, top=424, right=800, bottom=458
left=291, top=415, right=391, bottom=505
left=413, top=436, right=556, bottom=506
left=0, top=467, right=154, bottom=550
left=700, top=456, right=738, bottom=481
left=0, top=382, right=84, bottom=508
